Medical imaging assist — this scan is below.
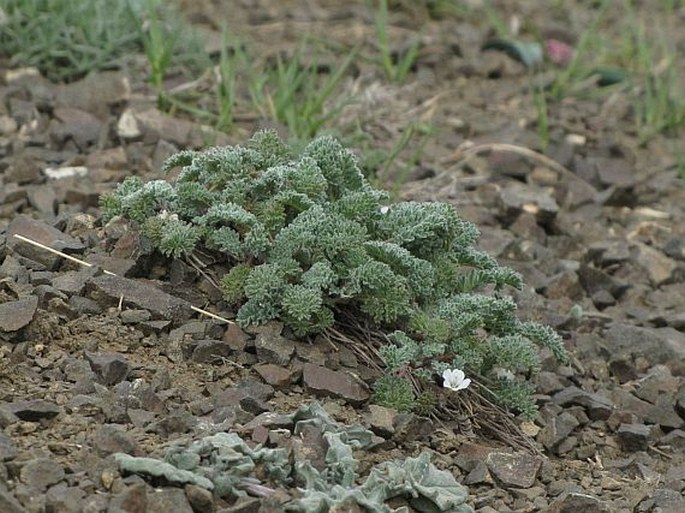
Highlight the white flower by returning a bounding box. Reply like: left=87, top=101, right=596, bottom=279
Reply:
left=495, top=367, right=515, bottom=381
left=379, top=206, right=390, bottom=214
left=442, top=368, right=471, bottom=392
left=158, top=209, right=178, bottom=221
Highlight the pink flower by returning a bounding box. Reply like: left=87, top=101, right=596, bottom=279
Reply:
left=545, top=39, right=575, bottom=67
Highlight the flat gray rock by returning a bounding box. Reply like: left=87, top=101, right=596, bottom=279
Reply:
left=87, top=274, right=192, bottom=321
left=302, top=363, right=370, bottom=405
left=0, top=295, right=37, bottom=332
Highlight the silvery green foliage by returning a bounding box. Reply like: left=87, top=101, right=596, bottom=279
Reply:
left=100, top=130, right=567, bottom=416
left=113, top=402, right=473, bottom=513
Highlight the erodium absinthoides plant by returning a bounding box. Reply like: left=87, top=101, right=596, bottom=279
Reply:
left=100, top=130, right=568, bottom=417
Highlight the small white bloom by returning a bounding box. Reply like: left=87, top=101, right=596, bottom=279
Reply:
left=442, top=368, right=471, bottom=392
left=158, top=210, right=178, bottom=221
left=495, top=367, right=515, bottom=381
left=380, top=206, right=390, bottom=214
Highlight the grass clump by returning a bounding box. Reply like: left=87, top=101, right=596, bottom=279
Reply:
left=238, top=42, right=356, bottom=140
left=0, top=0, right=205, bottom=83
left=100, top=131, right=568, bottom=418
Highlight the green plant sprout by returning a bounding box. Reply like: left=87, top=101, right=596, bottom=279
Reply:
left=238, top=42, right=356, bottom=140
left=215, top=28, right=237, bottom=132
left=101, top=131, right=568, bottom=418
left=128, top=0, right=208, bottom=109
left=374, top=0, right=421, bottom=82
left=0, top=0, right=140, bottom=82
left=532, top=84, right=550, bottom=151
left=0, top=0, right=205, bottom=84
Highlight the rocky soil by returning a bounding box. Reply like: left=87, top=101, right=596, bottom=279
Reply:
left=1, top=1, right=685, bottom=512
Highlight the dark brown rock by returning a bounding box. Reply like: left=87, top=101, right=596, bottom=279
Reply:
left=6, top=399, right=61, bottom=421
left=91, top=424, right=139, bottom=457
left=190, top=340, right=233, bottom=364
left=254, top=363, right=297, bottom=387
left=617, top=423, right=652, bottom=452
left=85, top=351, right=131, bottom=386
left=51, top=107, right=102, bottom=149
left=538, top=412, right=580, bottom=452
left=0, top=295, right=38, bottom=332
left=87, top=274, right=192, bottom=321
left=45, top=484, right=84, bottom=513
left=185, top=484, right=215, bottom=513
left=302, top=363, right=370, bottom=405
left=553, top=386, right=614, bottom=420
left=55, top=71, right=129, bottom=120
left=7, top=215, right=85, bottom=269
left=19, top=458, right=65, bottom=491
left=498, top=184, right=559, bottom=226
left=486, top=451, right=542, bottom=488
left=146, top=486, right=194, bottom=513
left=547, top=492, right=611, bottom=513
left=578, top=263, right=628, bottom=298
left=0, top=431, right=17, bottom=461
left=108, top=483, right=148, bottom=513
left=0, top=485, right=28, bottom=513
left=254, top=333, right=295, bottom=366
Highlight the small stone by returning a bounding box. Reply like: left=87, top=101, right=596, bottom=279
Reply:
left=486, top=451, right=542, bottom=488
left=676, top=384, right=685, bottom=421
left=44, top=166, right=89, bottom=180
left=55, top=71, right=130, bottom=120
left=84, top=253, right=137, bottom=277
left=87, top=274, right=192, bottom=321
left=241, top=412, right=293, bottom=431
left=302, top=363, right=370, bottom=405
left=591, top=289, right=616, bottom=309
left=536, top=372, right=567, bottom=395
left=213, top=380, right=274, bottom=410
left=0, top=485, right=27, bottom=513
left=45, top=483, right=84, bottom=513
left=0, top=431, right=17, bottom=460
left=643, top=488, right=685, bottom=513
left=635, top=365, right=680, bottom=404
left=599, top=476, right=622, bottom=490
left=117, top=109, right=142, bottom=139
left=0, top=295, right=38, bottom=332
left=20, top=458, right=65, bottom=491
left=366, top=404, right=396, bottom=437
left=254, top=333, right=295, bottom=366
left=553, top=386, right=614, bottom=420
left=537, top=412, right=579, bottom=452
left=85, top=351, right=131, bottom=386
left=543, top=270, right=584, bottom=300
left=26, top=185, right=57, bottom=217
left=120, top=309, right=152, bottom=324
left=463, top=461, right=493, bottom=485
left=632, top=242, right=678, bottom=286
left=4, top=151, right=42, bottom=185
left=108, top=483, right=148, bottom=513
left=254, top=364, right=296, bottom=387
left=132, top=108, right=205, bottom=148
left=190, top=340, right=233, bottom=364
left=6, top=399, right=61, bottom=421
left=547, top=492, right=611, bottom=513
left=617, top=423, right=651, bottom=452
left=51, top=267, right=97, bottom=295
left=664, top=236, right=685, bottom=261
left=92, top=424, right=139, bottom=456
left=7, top=214, right=85, bottom=269
left=220, top=496, right=261, bottom=513
left=498, top=184, right=559, bottom=226
left=222, top=322, right=249, bottom=352
left=185, top=484, right=215, bottom=513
